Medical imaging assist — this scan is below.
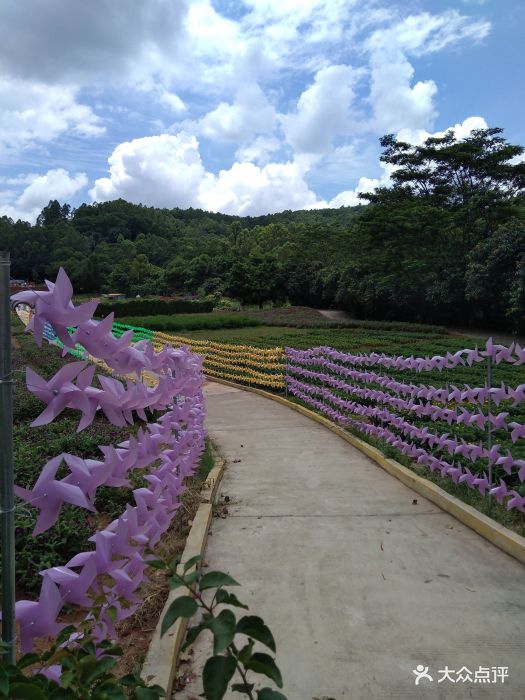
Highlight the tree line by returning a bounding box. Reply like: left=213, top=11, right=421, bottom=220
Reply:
left=1, top=127, right=524, bottom=331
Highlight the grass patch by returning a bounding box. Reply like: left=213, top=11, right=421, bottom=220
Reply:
left=97, top=297, right=213, bottom=317
left=118, top=313, right=261, bottom=332
left=243, top=306, right=447, bottom=333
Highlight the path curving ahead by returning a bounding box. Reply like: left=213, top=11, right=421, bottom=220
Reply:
left=177, top=383, right=525, bottom=700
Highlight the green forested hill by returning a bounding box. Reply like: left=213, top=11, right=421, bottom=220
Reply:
left=2, top=128, right=525, bottom=332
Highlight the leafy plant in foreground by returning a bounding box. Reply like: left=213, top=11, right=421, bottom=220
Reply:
left=0, top=621, right=165, bottom=700
left=157, top=554, right=287, bottom=700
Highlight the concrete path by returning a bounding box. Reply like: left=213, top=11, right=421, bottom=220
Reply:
left=176, top=383, right=525, bottom=700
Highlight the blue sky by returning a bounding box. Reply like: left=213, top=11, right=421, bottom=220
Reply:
left=0, top=0, right=523, bottom=222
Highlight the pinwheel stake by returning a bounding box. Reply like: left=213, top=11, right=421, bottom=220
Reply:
left=0, top=251, right=16, bottom=663
left=486, top=356, right=493, bottom=517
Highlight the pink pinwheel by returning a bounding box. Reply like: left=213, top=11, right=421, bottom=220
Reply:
left=509, top=421, right=525, bottom=443
left=11, top=267, right=98, bottom=347
left=489, top=478, right=508, bottom=505
left=15, top=455, right=96, bottom=534
left=14, top=577, right=66, bottom=652
left=506, top=491, right=525, bottom=512
left=42, top=555, right=98, bottom=607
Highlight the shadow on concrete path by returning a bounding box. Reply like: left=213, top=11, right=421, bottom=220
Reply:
left=176, top=383, right=524, bottom=700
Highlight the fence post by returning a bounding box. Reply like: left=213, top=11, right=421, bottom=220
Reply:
left=486, top=355, right=493, bottom=517
left=0, top=251, right=16, bottom=663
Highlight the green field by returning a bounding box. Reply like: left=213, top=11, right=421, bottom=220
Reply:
left=159, top=318, right=525, bottom=390
left=119, top=312, right=260, bottom=332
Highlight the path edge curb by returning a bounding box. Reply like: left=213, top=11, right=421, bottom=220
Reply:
left=208, top=376, right=525, bottom=567
left=141, top=454, right=226, bottom=696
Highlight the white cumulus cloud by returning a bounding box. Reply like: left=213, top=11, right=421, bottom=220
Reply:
left=90, top=133, right=320, bottom=216
left=282, top=64, right=358, bottom=154
left=89, top=133, right=208, bottom=209
left=191, top=83, right=277, bottom=144
left=0, top=78, right=105, bottom=156
left=0, top=169, right=88, bottom=223
left=366, top=11, right=490, bottom=134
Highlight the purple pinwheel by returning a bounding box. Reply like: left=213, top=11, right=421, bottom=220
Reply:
left=473, top=473, right=490, bottom=496
left=26, top=362, right=94, bottom=428
left=97, top=443, right=138, bottom=487
left=42, top=555, right=98, bottom=607
left=15, top=455, right=96, bottom=534
left=468, top=412, right=486, bottom=430
left=62, top=454, right=111, bottom=499
left=495, top=343, right=515, bottom=364
left=485, top=443, right=501, bottom=465
left=463, top=347, right=482, bottom=366
left=107, top=552, right=146, bottom=599
left=15, top=577, right=66, bottom=652
left=11, top=267, right=98, bottom=347
left=447, top=465, right=462, bottom=483
left=489, top=478, right=508, bottom=505
left=480, top=338, right=498, bottom=361
left=506, top=491, right=525, bottom=512
left=70, top=313, right=115, bottom=356
left=496, top=450, right=515, bottom=476
left=489, top=412, right=509, bottom=431
left=509, top=421, right=525, bottom=443
left=87, top=531, right=130, bottom=574
left=508, top=384, right=525, bottom=407
left=513, top=342, right=525, bottom=365
left=469, top=442, right=485, bottom=462
left=514, top=460, right=525, bottom=482
left=489, top=383, right=509, bottom=406
left=458, top=467, right=476, bottom=488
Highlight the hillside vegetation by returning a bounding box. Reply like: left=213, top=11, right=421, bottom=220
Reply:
left=2, top=127, right=524, bottom=332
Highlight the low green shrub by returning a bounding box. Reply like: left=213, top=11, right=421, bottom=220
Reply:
left=118, top=314, right=261, bottom=332
left=97, top=298, right=213, bottom=317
